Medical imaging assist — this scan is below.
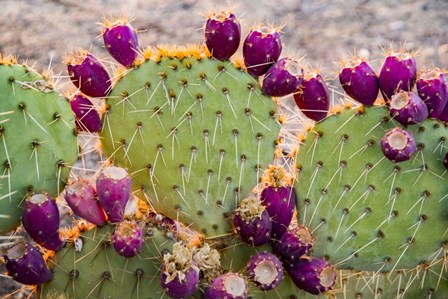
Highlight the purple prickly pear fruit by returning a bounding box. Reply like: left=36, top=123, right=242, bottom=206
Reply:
left=205, top=10, right=241, bottom=61
left=4, top=241, right=52, bottom=285
left=70, top=94, right=102, bottom=133
left=161, top=243, right=200, bottom=299
left=112, top=220, right=143, bottom=258
left=147, top=212, right=179, bottom=232
left=262, top=58, right=304, bottom=97
left=243, top=24, right=282, bottom=77
left=22, top=194, right=63, bottom=251
left=380, top=127, right=417, bottom=163
left=205, top=272, right=248, bottom=299
left=378, top=51, right=417, bottom=101
left=233, top=198, right=272, bottom=246
left=293, top=71, right=330, bottom=121
left=246, top=252, right=283, bottom=291
left=417, top=68, right=448, bottom=118
left=96, top=166, right=131, bottom=223
left=444, top=153, right=448, bottom=169
left=438, top=104, right=448, bottom=122
left=273, top=225, right=314, bottom=261
left=101, top=17, right=139, bottom=68
left=389, top=91, right=428, bottom=124
left=260, top=166, right=296, bottom=239
left=66, top=50, right=112, bottom=98
left=338, top=59, right=379, bottom=106
left=284, top=256, right=337, bottom=295
left=64, top=179, right=107, bottom=226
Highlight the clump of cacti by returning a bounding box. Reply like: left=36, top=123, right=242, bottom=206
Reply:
left=0, top=7, right=447, bottom=299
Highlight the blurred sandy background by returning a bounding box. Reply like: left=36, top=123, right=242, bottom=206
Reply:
left=0, top=0, right=447, bottom=297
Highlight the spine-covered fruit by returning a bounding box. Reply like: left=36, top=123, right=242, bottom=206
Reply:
left=417, top=68, right=448, bottom=118
left=101, top=17, right=139, bottom=68
left=96, top=166, right=131, bottom=223
left=66, top=50, right=111, bottom=98
left=378, top=51, right=417, bottom=101
left=246, top=252, right=283, bottom=291
left=243, top=24, right=282, bottom=77
left=389, top=91, right=428, bottom=124
left=160, top=242, right=200, bottom=299
left=338, top=58, right=379, bottom=106
left=205, top=9, right=241, bottom=61
left=260, top=166, right=296, bottom=239
left=380, top=127, right=417, bottom=162
left=273, top=225, right=314, bottom=261
left=233, top=197, right=272, bottom=246
left=64, top=179, right=107, bottom=226
left=112, top=220, right=143, bottom=258
left=4, top=241, right=52, bottom=285
left=293, top=70, right=330, bottom=121
left=284, top=256, right=337, bottom=295
left=262, top=58, right=303, bottom=97
left=70, top=94, right=102, bottom=133
left=205, top=272, right=248, bottom=299
left=21, top=194, right=63, bottom=251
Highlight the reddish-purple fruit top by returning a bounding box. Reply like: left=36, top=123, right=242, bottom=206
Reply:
left=339, top=58, right=379, bottom=106
left=380, top=127, right=417, bottom=163
left=66, top=50, right=112, bottom=98
left=378, top=51, right=417, bottom=101
left=417, top=68, right=448, bottom=118
left=243, top=24, right=282, bottom=77
left=205, top=10, right=241, bottom=61
left=102, top=17, right=139, bottom=68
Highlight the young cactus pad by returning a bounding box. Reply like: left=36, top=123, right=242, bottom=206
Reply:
left=0, top=59, right=77, bottom=234
left=39, top=223, right=175, bottom=298
left=100, top=48, right=280, bottom=238
left=295, top=106, right=448, bottom=272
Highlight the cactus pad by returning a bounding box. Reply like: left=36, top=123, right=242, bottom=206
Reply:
left=295, top=106, right=448, bottom=272
left=0, top=60, right=77, bottom=234
left=39, top=223, right=175, bottom=298
left=100, top=50, right=280, bottom=238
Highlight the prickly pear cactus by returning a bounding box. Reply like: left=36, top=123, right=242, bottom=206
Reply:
left=295, top=106, right=448, bottom=272
left=39, top=223, right=175, bottom=299
left=0, top=56, right=77, bottom=234
left=101, top=48, right=280, bottom=237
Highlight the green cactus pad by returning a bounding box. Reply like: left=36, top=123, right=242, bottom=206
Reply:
left=0, top=61, right=77, bottom=234
left=100, top=52, right=280, bottom=238
left=39, top=223, right=176, bottom=299
left=295, top=106, right=448, bottom=272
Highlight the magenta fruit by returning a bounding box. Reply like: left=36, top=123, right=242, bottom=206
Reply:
left=262, top=58, right=303, bottom=97
left=273, top=225, right=314, bottom=261
left=438, top=104, right=448, bottom=122
left=284, top=256, right=337, bottom=295
left=64, top=179, right=107, bottom=226
left=417, top=68, right=448, bottom=118
left=261, top=186, right=296, bottom=239
left=380, top=127, right=417, bottom=162
left=444, top=153, right=448, bottom=169
left=102, top=18, right=139, bottom=68
left=246, top=252, right=283, bottom=291
left=338, top=59, right=379, bottom=106
left=243, top=24, right=282, bottom=77
left=112, top=220, right=143, bottom=258
left=293, top=71, right=330, bottom=121
left=233, top=198, right=272, bottom=246
left=66, top=50, right=112, bottom=98
left=204, top=272, right=248, bottom=299
left=22, top=194, right=63, bottom=251
left=70, top=94, right=102, bottom=133
left=205, top=10, right=241, bottom=61
left=389, top=91, right=428, bottom=124
left=4, top=241, right=52, bottom=285
left=160, top=243, right=200, bottom=299
left=378, top=51, right=417, bottom=101
left=96, top=166, right=131, bottom=223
